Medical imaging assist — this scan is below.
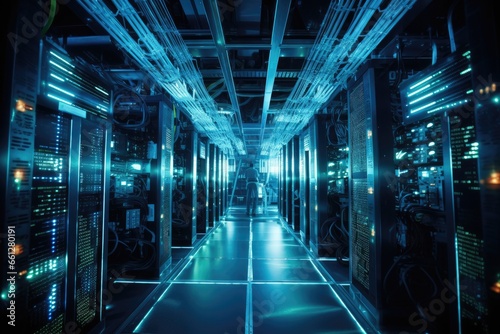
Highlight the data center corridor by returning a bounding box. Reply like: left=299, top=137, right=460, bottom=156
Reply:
left=108, top=205, right=376, bottom=334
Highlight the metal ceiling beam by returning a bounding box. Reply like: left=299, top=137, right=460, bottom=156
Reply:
left=259, top=0, right=292, bottom=157
left=202, top=0, right=246, bottom=153
left=199, top=69, right=301, bottom=79
left=183, top=39, right=315, bottom=49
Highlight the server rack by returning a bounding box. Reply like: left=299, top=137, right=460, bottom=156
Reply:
left=172, top=115, right=198, bottom=246
left=2, top=36, right=110, bottom=333
left=207, top=143, right=216, bottom=227
left=196, top=138, right=209, bottom=234
left=258, top=159, right=270, bottom=213
left=465, top=1, right=500, bottom=331
left=398, top=47, right=489, bottom=333
left=290, top=136, right=301, bottom=232
left=299, top=131, right=311, bottom=245
left=307, top=115, right=332, bottom=257
left=214, top=147, right=221, bottom=222
left=280, top=145, right=288, bottom=219
left=286, top=140, right=294, bottom=225
left=389, top=111, right=455, bottom=332
left=220, top=152, right=228, bottom=216
left=347, top=65, right=396, bottom=329
left=307, top=113, right=349, bottom=259
left=223, top=153, right=229, bottom=215
left=108, top=94, right=173, bottom=279
left=219, top=150, right=226, bottom=217
left=277, top=148, right=283, bottom=216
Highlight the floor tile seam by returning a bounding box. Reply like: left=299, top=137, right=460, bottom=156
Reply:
left=169, top=221, right=228, bottom=281
left=166, top=280, right=249, bottom=285
left=278, top=217, right=337, bottom=281
left=249, top=281, right=331, bottom=285
left=191, top=258, right=250, bottom=261
left=246, top=215, right=254, bottom=333
left=250, top=257, right=312, bottom=260
left=277, top=216, right=376, bottom=334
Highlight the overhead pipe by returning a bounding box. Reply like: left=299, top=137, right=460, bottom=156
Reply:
left=202, top=0, right=247, bottom=154
left=77, top=0, right=244, bottom=154
left=258, top=0, right=293, bottom=158
left=265, top=0, right=417, bottom=156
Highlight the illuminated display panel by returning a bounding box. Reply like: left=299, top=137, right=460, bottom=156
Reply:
left=76, top=120, right=106, bottom=329
left=41, top=45, right=111, bottom=119
left=29, top=110, right=71, bottom=333
left=449, top=112, right=488, bottom=331
left=399, top=51, right=472, bottom=123
left=349, top=78, right=371, bottom=296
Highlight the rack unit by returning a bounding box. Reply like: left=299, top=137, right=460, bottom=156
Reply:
left=399, top=48, right=489, bottom=332
left=290, top=136, right=301, bottom=231
left=196, top=138, right=209, bottom=234
left=299, top=130, right=312, bottom=245
left=2, top=35, right=110, bottom=333
left=207, top=143, right=217, bottom=227
left=108, top=94, right=173, bottom=279
left=348, top=65, right=395, bottom=328
left=172, top=114, right=198, bottom=246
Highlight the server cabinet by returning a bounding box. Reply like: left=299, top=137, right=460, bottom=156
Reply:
left=109, top=94, right=173, bottom=279
left=207, top=143, right=216, bottom=227
left=465, top=1, right=500, bottom=331
left=398, top=48, right=486, bottom=333
left=280, top=145, right=287, bottom=219
left=276, top=148, right=285, bottom=216
left=299, top=131, right=311, bottom=245
left=308, top=114, right=349, bottom=258
left=286, top=140, right=294, bottom=225
left=308, top=115, right=330, bottom=257
left=197, top=138, right=209, bottom=234
left=348, top=65, right=395, bottom=329
left=224, top=154, right=230, bottom=214
left=172, top=119, right=198, bottom=246
left=2, top=36, right=109, bottom=333
left=220, top=151, right=227, bottom=217
left=290, top=136, right=301, bottom=232
left=214, top=147, right=222, bottom=222
left=220, top=152, right=227, bottom=216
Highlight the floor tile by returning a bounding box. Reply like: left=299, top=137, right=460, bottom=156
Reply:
left=251, top=283, right=364, bottom=334
left=133, top=283, right=247, bottom=334
left=175, top=257, right=248, bottom=281
left=252, top=259, right=325, bottom=282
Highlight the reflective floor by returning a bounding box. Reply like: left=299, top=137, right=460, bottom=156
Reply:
left=114, top=206, right=377, bottom=334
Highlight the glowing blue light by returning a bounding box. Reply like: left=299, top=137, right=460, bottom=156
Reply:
left=50, top=51, right=74, bottom=67
left=50, top=73, right=65, bottom=82
left=460, top=68, right=472, bottom=75
left=94, top=86, right=109, bottom=95
left=409, top=76, right=433, bottom=91
left=49, top=60, right=73, bottom=75
left=411, top=101, right=436, bottom=114
left=47, top=94, right=71, bottom=105
left=409, top=91, right=434, bottom=105
left=48, top=83, right=75, bottom=97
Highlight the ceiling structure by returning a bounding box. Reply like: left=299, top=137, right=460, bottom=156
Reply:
left=48, top=0, right=465, bottom=160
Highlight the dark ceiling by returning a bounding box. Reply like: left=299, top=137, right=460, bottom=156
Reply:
left=45, top=0, right=466, bottom=160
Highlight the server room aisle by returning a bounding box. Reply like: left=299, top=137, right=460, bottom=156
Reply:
left=117, top=206, right=375, bottom=334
